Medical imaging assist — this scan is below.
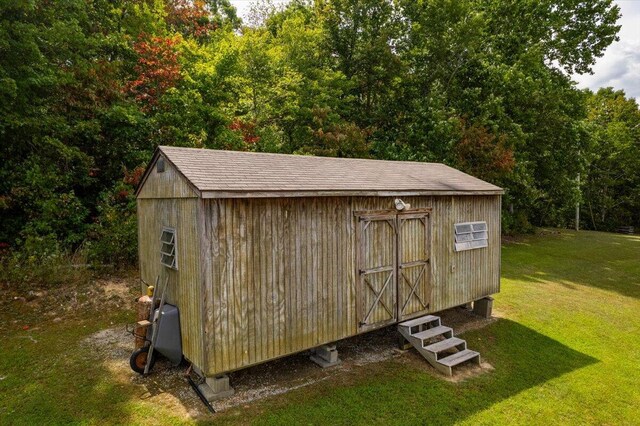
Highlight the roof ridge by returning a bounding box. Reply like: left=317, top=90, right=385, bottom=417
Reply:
left=158, top=145, right=449, bottom=167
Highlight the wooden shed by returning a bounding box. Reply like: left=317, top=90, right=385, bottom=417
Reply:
left=136, top=146, right=502, bottom=396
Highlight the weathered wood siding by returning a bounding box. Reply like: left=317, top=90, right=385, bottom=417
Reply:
left=202, top=195, right=500, bottom=375
left=397, top=212, right=431, bottom=320
left=137, top=157, right=198, bottom=199
left=202, top=198, right=354, bottom=375
left=137, top=197, right=204, bottom=369
left=356, top=215, right=397, bottom=330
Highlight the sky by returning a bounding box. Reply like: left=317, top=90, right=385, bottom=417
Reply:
left=230, top=0, right=640, bottom=99
left=574, top=0, right=640, bottom=99
left=229, top=0, right=255, bottom=17
left=231, top=0, right=256, bottom=15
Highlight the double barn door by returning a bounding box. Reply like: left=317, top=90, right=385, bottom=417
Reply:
left=356, top=210, right=432, bottom=331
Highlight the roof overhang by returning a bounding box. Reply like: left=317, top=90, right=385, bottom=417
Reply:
left=200, top=189, right=504, bottom=198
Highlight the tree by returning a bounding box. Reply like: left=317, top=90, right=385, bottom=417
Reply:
left=126, top=34, right=183, bottom=111
left=0, top=0, right=629, bottom=272
left=583, top=88, right=640, bottom=230
left=321, top=0, right=405, bottom=129
left=479, top=0, right=621, bottom=74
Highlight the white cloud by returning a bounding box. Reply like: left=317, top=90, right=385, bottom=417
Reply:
left=574, top=0, right=640, bottom=99
left=230, top=0, right=253, bottom=19
left=230, top=0, right=290, bottom=24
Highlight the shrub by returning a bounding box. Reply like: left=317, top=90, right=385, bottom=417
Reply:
left=0, top=241, right=91, bottom=291
left=86, top=168, right=141, bottom=267
left=502, top=210, right=535, bottom=235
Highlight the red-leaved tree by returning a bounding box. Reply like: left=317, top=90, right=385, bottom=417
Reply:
left=166, top=0, right=216, bottom=39
left=229, top=119, right=260, bottom=145
left=125, top=34, right=182, bottom=111
left=454, top=121, right=515, bottom=184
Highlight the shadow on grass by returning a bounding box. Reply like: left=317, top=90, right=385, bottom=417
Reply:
left=501, top=231, right=640, bottom=299
left=0, top=325, right=141, bottom=425
left=244, top=319, right=598, bottom=425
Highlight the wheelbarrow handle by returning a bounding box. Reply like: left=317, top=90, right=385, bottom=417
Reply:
left=125, top=323, right=151, bottom=344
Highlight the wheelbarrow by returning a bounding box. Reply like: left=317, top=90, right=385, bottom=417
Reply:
left=127, top=278, right=182, bottom=374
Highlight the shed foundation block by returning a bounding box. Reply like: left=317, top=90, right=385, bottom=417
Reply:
left=473, top=297, right=494, bottom=319
left=198, top=375, right=234, bottom=401
left=398, top=335, right=412, bottom=350
left=310, top=344, right=341, bottom=368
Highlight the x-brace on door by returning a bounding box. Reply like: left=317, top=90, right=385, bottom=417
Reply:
left=356, top=213, right=398, bottom=331
left=397, top=212, right=431, bottom=321
left=356, top=210, right=432, bottom=331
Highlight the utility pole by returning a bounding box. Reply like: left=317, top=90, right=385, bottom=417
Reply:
left=575, top=173, right=580, bottom=231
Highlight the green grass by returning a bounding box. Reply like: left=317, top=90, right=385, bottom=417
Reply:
left=1, top=229, right=639, bottom=425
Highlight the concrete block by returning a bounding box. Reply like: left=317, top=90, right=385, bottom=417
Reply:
left=199, top=375, right=234, bottom=401
left=310, top=344, right=341, bottom=368
left=398, top=335, right=412, bottom=350
left=473, top=297, right=494, bottom=319
left=314, top=344, right=338, bottom=362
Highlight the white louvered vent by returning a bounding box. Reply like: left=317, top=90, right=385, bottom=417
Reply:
left=160, top=227, right=178, bottom=269
left=454, top=221, right=488, bottom=252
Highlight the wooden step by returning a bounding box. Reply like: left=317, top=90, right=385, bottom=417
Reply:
left=438, top=349, right=480, bottom=367
left=424, top=337, right=466, bottom=353
left=413, top=325, right=452, bottom=341
left=398, top=315, right=440, bottom=329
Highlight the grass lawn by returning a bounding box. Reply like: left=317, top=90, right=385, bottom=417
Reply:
left=1, top=229, right=639, bottom=425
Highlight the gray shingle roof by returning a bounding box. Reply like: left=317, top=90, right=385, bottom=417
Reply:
left=157, top=146, right=503, bottom=197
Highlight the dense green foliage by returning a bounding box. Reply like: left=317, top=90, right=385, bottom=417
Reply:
left=1, top=0, right=637, bottom=269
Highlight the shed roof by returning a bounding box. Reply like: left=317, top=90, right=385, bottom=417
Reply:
left=144, top=146, right=503, bottom=198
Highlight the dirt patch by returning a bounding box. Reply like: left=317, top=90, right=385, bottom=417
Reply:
left=102, top=280, right=137, bottom=304
left=440, top=306, right=498, bottom=334
left=0, top=274, right=139, bottom=332
left=81, top=307, right=495, bottom=418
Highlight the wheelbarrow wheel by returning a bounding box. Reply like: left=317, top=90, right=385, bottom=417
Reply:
left=130, top=346, right=156, bottom=375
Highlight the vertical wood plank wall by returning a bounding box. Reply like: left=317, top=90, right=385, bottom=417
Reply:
left=397, top=213, right=431, bottom=320
left=202, top=195, right=500, bottom=376
left=358, top=217, right=397, bottom=330
left=138, top=199, right=204, bottom=369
